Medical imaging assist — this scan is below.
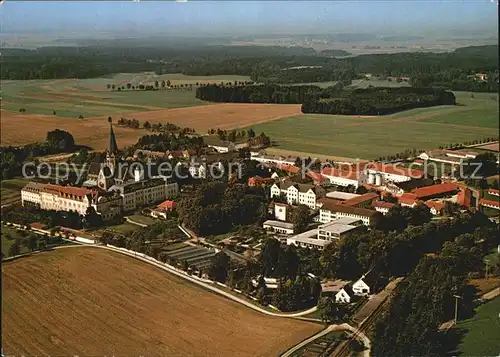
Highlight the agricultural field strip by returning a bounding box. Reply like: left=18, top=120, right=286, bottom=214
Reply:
left=2, top=246, right=320, bottom=357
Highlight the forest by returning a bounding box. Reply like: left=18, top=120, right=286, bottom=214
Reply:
left=195, top=83, right=328, bottom=104
left=301, top=87, right=457, bottom=115
left=1, top=44, right=497, bottom=91
left=196, top=84, right=456, bottom=115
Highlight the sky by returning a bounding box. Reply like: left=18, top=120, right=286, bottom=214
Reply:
left=1, top=1, right=498, bottom=37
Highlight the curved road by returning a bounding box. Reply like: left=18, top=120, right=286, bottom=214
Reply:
left=27, top=240, right=319, bottom=319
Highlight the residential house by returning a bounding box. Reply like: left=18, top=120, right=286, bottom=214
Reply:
left=352, top=278, right=371, bottom=296
left=425, top=201, right=445, bottom=216
left=335, top=284, right=354, bottom=304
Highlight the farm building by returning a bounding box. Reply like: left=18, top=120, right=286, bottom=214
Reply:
left=412, top=183, right=459, bottom=200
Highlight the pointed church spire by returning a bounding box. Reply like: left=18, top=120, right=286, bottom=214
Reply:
left=108, top=117, right=118, bottom=154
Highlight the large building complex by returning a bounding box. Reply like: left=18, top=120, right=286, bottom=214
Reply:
left=21, top=120, right=178, bottom=220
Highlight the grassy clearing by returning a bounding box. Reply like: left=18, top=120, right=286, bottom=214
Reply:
left=247, top=91, right=498, bottom=159
left=1, top=226, right=29, bottom=257
left=105, top=222, right=141, bottom=235
left=126, top=214, right=157, bottom=226
left=456, top=297, right=500, bottom=357
left=0, top=179, right=28, bottom=207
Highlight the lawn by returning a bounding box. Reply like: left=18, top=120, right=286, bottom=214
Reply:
left=105, top=222, right=141, bottom=235
left=247, top=91, right=498, bottom=160
left=0, top=179, right=28, bottom=207
left=126, top=214, right=157, bottom=226
left=456, top=297, right=500, bottom=356
left=1, top=247, right=320, bottom=356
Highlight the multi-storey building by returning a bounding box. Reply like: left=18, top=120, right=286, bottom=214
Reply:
left=270, top=181, right=325, bottom=209
left=22, top=119, right=178, bottom=219
left=319, top=199, right=379, bottom=226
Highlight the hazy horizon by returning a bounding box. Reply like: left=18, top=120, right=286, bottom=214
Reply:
left=1, top=1, right=498, bottom=39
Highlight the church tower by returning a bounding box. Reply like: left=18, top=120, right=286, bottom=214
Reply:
left=106, top=117, right=118, bottom=175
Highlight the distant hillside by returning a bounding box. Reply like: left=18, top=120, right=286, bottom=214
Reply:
left=318, top=49, right=351, bottom=57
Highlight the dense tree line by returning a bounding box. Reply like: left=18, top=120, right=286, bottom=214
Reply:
left=2, top=45, right=497, bottom=92
left=320, top=209, right=496, bottom=290
left=196, top=84, right=328, bottom=104
left=132, top=132, right=204, bottom=153
left=302, top=87, right=456, bottom=115
left=2, top=44, right=497, bottom=94
left=177, top=181, right=268, bottom=236
left=1, top=129, right=76, bottom=179
left=372, top=223, right=498, bottom=356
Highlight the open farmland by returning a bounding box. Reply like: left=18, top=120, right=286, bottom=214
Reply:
left=1, top=103, right=301, bottom=149
left=1, top=73, right=252, bottom=118
left=2, top=247, right=321, bottom=357
left=247, top=92, right=498, bottom=160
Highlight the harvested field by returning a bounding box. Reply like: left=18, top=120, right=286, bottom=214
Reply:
left=1, top=103, right=301, bottom=149
left=2, top=247, right=320, bottom=357
left=112, top=103, right=302, bottom=132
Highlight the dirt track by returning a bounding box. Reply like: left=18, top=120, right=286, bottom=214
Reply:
left=2, top=247, right=320, bottom=357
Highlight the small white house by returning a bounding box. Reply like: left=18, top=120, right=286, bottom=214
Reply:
left=335, top=285, right=354, bottom=304
left=352, top=278, right=371, bottom=296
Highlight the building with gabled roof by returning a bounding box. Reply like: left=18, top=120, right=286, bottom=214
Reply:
left=412, top=183, right=459, bottom=200
left=398, top=193, right=420, bottom=207
left=270, top=180, right=326, bottom=209
left=425, top=200, right=446, bottom=216
left=372, top=200, right=396, bottom=215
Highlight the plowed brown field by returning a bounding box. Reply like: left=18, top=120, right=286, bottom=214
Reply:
left=2, top=247, right=320, bottom=357
left=0, top=103, right=301, bottom=149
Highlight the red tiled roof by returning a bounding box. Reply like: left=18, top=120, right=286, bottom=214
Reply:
left=372, top=201, right=396, bottom=209
left=248, top=176, right=275, bottom=186
left=343, top=192, right=379, bottom=207
left=425, top=201, right=445, bottom=212
left=480, top=198, right=500, bottom=208
left=306, top=170, right=328, bottom=182
left=43, top=184, right=92, bottom=198
left=412, top=183, right=459, bottom=199
left=166, top=150, right=185, bottom=158
left=278, top=164, right=301, bottom=174
left=317, top=197, right=343, bottom=206
left=488, top=189, right=500, bottom=197
left=366, top=163, right=424, bottom=178
left=399, top=193, right=419, bottom=206
left=321, top=167, right=359, bottom=181
left=157, top=200, right=176, bottom=210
